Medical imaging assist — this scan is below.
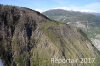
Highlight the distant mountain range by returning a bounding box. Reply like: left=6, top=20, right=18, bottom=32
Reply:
left=43, top=9, right=100, bottom=27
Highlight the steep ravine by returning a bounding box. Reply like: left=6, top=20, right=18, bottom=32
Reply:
left=0, top=5, right=100, bottom=66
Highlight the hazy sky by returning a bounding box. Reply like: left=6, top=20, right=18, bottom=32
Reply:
left=0, top=0, right=100, bottom=13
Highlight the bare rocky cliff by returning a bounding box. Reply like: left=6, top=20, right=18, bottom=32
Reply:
left=0, top=5, right=100, bottom=66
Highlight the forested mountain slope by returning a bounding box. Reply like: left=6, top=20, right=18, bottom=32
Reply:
left=0, top=5, right=100, bottom=66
